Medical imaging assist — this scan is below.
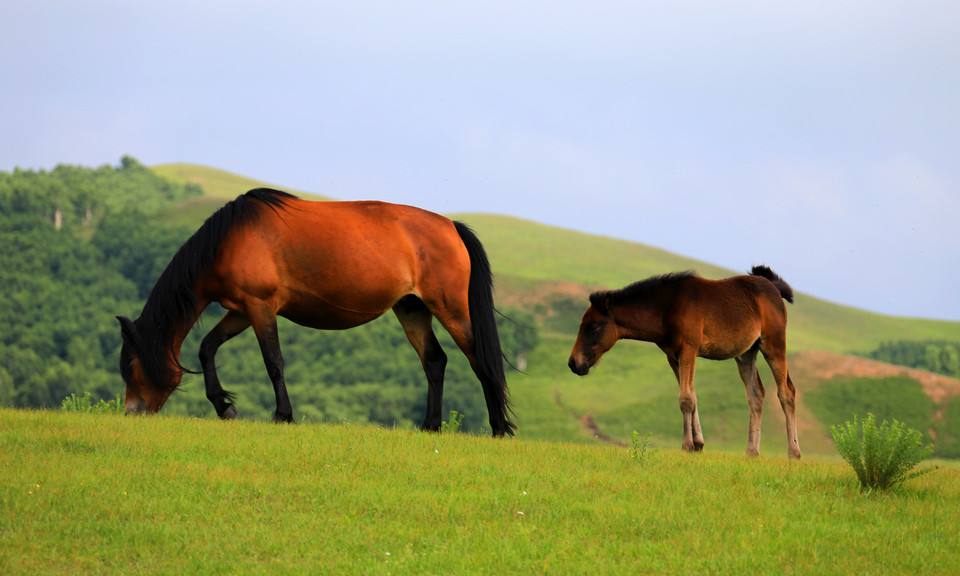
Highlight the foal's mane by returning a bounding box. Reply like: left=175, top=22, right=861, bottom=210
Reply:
left=592, top=271, right=696, bottom=308
left=129, top=188, right=296, bottom=390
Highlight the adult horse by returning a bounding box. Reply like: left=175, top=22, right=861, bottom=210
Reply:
left=116, top=188, right=515, bottom=436
left=567, top=267, right=800, bottom=458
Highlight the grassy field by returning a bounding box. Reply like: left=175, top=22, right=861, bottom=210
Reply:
left=2, top=409, right=958, bottom=575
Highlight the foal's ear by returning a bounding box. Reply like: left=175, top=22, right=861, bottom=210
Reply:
left=589, top=292, right=612, bottom=315
left=116, top=316, right=137, bottom=341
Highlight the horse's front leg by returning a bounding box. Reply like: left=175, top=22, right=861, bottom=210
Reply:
left=199, top=311, right=250, bottom=419
left=249, top=307, right=294, bottom=423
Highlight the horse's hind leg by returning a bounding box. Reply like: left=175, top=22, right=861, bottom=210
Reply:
left=668, top=354, right=704, bottom=451
left=673, top=347, right=701, bottom=452
left=760, top=335, right=801, bottom=459
left=199, top=310, right=250, bottom=419
left=248, top=307, right=294, bottom=423
left=393, top=296, right=448, bottom=432
left=735, top=346, right=764, bottom=456
left=430, top=308, right=512, bottom=437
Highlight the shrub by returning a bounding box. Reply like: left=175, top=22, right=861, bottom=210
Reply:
left=61, top=392, right=124, bottom=415
left=831, top=413, right=934, bottom=491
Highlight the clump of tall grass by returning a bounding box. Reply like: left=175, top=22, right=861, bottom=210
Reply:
left=60, top=392, right=124, bottom=415
left=441, top=410, right=464, bottom=433
left=629, top=430, right=652, bottom=465
left=831, top=413, right=934, bottom=491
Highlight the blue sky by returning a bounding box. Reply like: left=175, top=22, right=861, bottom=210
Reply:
left=2, top=1, right=958, bottom=320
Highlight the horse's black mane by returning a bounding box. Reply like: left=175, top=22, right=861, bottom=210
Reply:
left=591, top=271, right=696, bottom=308
left=129, top=188, right=296, bottom=390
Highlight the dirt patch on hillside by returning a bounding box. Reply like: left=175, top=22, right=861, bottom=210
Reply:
left=790, top=350, right=960, bottom=404
left=495, top=279, right=593, bottom=309
left=553, top=391, right=626, bottom=446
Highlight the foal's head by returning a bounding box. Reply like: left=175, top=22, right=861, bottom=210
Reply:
left=116, top=316, right=178, bottom=414
left=568, top=292, right=619, bottom=376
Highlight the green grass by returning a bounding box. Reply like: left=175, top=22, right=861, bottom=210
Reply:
left=2, top=410, right=958, bottom=574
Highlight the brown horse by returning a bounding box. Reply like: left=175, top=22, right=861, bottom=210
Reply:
left=116, top=188, right=515, bottom=436
left=568, top=267, right=800, bottom=458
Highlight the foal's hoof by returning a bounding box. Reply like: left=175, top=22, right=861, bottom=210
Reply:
left=219, top=405, right=238, bottom=420
left=693, top=441, right=705, bottom=452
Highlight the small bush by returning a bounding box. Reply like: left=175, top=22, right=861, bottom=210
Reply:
left=61, top=392, right=124, bottom=415
left=831, top=413, right=934, bottom=491
left=441, top=410, right=464, bottom=434
left=629, top=430, right=652, bottom=465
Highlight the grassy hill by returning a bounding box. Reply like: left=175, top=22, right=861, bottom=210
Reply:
left=2, top=410, right=957, bottom=574
left=152, top=163, right=960, bottom=457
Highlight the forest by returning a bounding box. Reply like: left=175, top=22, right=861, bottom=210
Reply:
left=865, top=340, right=960, bottom=378
left=0, top=158, right=537, bottom=431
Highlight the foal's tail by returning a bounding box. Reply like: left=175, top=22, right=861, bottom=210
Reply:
left=751, top=265, right=794, bottom=303
left=453, top=221, right=516, bottom=436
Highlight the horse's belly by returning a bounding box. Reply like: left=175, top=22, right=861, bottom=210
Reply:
left=279, top=295, right=385, bottom=330
left=699, top=332, right=759, bottom=360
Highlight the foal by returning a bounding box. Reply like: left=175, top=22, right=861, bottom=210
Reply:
left=568, top=266, right=801, bottom=459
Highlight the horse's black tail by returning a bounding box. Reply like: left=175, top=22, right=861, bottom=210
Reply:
left=453, top=221, right=515, bottom=437
left=751, top=265, right=794, bottom=303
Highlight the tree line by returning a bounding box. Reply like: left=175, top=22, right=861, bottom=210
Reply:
left=865, top=340, right=960, bottom=378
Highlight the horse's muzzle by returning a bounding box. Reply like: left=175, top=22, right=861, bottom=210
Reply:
left=568, top=357, right=590, bottom=376
left=125, top=398, right=146, bottom=415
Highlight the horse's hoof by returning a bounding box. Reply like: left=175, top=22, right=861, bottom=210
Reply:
left=682, top=441, right=696, bottom=452
left=788, top=450, right=802, bottom=460
left=746, top=448, right=760, bottom=457
left=693, top=441, right=705, bottom=452
left=219, top=405, right=238, bottom=420
left=273, top=412, right=295, bottom=424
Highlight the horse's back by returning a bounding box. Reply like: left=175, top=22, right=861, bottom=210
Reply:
left=679, top=276, right=784, bottom=359
left=209, top=199, right=468, bottom=327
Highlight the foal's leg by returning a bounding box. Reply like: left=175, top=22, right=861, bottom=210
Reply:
left=761, top=337, right=801, bottom=459
left=735, top=347, right=764, bottom=456
left=393, top=296, right=448, bottom=432
left=675, top=347, right=701, bottom=452
left=198, top=310, right=250, bottom=419
left=249, top=307, right=294, bottom=423
left=668, top=355, right=704, bottom=451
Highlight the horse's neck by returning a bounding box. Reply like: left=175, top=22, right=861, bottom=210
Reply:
left=613, top=301, right=663, bottom=342
left=140, top=296, right=208, bottom=380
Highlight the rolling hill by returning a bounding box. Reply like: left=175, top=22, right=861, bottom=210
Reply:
left=152, top=163, right=960, bottom=456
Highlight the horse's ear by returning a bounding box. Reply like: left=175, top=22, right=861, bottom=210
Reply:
left=589, top=292, right=611, bottom=315
left=116, top=316, right=136, bottom=342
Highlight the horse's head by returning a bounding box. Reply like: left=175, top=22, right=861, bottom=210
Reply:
left=117, top=316, right=177, bottom=414
left=568, top=292, right=619, bottom=376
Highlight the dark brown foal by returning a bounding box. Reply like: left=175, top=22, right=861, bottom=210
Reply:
left=568, top=266, right=801, bottom=459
